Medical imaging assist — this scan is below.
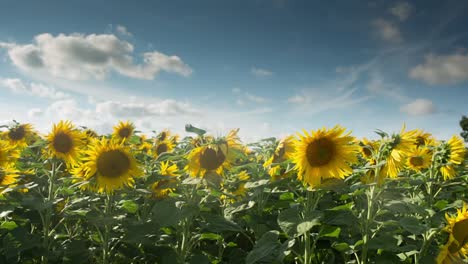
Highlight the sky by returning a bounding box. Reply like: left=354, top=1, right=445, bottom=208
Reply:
left=0, top=0, right=467, bottom=142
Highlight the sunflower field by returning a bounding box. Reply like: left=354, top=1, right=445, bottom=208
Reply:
left=0, top=121, right=467, bottom=264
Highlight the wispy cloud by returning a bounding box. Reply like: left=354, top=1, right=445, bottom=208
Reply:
left=400, top=98, right=436, bottom=116
left=389, top=2, right=412, bottom=22
left=251, top=67, right=273, bottom=77
left=372, top=18, right=403, bottom=43
left=0, top=77, right=70, bottom=100
left=409, top=52, right=468, bottom=85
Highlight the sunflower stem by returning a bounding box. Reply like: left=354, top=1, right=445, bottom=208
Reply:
left=303, top=189, right=322, bottom=264
left=361, top=184, right=375, bottom=264
left=102, top=193, right=113, bottom=264
left=41, top=160, right=57, bottom=264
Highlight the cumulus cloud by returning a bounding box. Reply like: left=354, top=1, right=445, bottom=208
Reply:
left=0, top=77, right=70, bottom=100
left=400, top=99, right=436, bottom=116
left=409, top=52, right=468, bottom=85
left=27, top=108, right=43, bottom=118
left=0, top=33, right=192, bottom=80
left=372, top=19, right=403, bottom=43
left=251, top=67, right=273, bottom=77
left=389, top=2, right=412, bottom=21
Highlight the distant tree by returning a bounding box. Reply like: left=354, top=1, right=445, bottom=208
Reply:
left=460, top=115, right=468, bottom=142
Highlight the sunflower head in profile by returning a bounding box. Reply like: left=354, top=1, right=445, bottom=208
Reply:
left=263, top=135, right=295, bottom=179
left=150, top=161, right=179, bottom=199
left=76, top=138, right=142, bottom=193
left=358, top=138, right=378, bottom=161
left=439, top=135, right=466, bottom=180
left=138, top=135, right=153, bottom=154
left=186, top=129, right=242, bottom=177
left=436, top=203, right=468, bottom=263
left=4, top=123, right=34, bottom=148
left=382, top=126, right=417, bottom=178
left=413, top=129, right=436, bottom=148
left=406, top=148, right=431, bottom=172
left=112, top=121, right=135, bottom=141
left=46, top=120, right=83, bottom=166
left=153, top=140, right=175, bottom=157
left=292, top=126, right=359, bottom=187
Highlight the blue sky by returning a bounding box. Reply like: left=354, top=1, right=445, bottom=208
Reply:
left=0, top=0, right=467, bottom=141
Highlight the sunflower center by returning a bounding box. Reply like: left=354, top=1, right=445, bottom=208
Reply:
left=362, top=146, right=372, bottom=158
left=409, top=156, right=424, bottom=167
left=159, top=132, right=167, bottom=141
left=306, top=138, right=335, bottom=167
left=53, top=132, right=73, bottom=153
left=448, top=218, right=468, bottom=253
left=200, top=148, right=225, bottom=171
left=8, top=126, right=26, bottom=141
left=156, top=143, right=168, bottom=155
left=118, top=128, right=131, bottom=138
left=415, top=137, right=425, bottom=147
left=97, top=150, right=131, bottom=179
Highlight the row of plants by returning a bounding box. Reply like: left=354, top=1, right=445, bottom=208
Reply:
left=0, top=121, right=467, bottom=263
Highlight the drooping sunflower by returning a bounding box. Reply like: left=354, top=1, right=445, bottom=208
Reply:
left=186, top=129, right=242, bottom=177
left=440, top=135, right=466, bottom=180
left=112, top=121, right=135, bottom=141
left=76, top=138, right=141, bottom=193
left=4, top=123, right=34, bottom=148
left=153, top=140, right=175, bottom=157
left=292, top=126, right=359, bottom=187
left=46, top=121, right=83, bottom=165
left=150, top=161, right=179, bottom=198
left=157, top=129, right=179, bottom=144
left=358, top=138, right=378, bottom=161
left=264, top=135, right=295, bottom=178
left=436, top=203, right=468, bottom=263
left=138, top=135, right=153, bottom=154
left=382, top=126, right=417, bottom=178
left=413, top=129, right=436, bottom=148
left=406, top=148, right=431, bottom=172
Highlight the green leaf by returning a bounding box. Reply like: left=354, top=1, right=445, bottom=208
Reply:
left=399, top=217, right=426, bottom=235
left=120, top=200, right=139, bottom=214
left=319, top=225, right=341, bottom=238
left=185, top=124, right=206, bottom=136
left=277, top=208, right=322, bottom=237
left=151, top=200, right=181, bottom=227
left=0, top=210, right=13, bottom=218
left=200, top=233, right=223, bottom=241
left=0, top=221, right=18, bottom=230
left=246, top=231, right=281, bottom=264
left=201, top=213, right=242, bottom=232
left=279, top=192, right=294, bottom=201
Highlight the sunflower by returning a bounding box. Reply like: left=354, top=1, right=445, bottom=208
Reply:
left=157, top=129, right=179, bottom=144
left=4, top=123, right=34, bottom=148
left=153, top=140, right=175, bottom=157
left=382, top=126, right=417, bottom=178
left=151, top=161, right=179, bottom=198
left=0, top=164, right=21, bottom=192
left=136, top=135, right=152, bottom=154
left=112, top=121, right=135, bottom=141
left=186, top=129, right=242, bottom=177
left=413, top=129, right=436, bottom=148
left=0, top=140, right=20, bottom=167
left=436, top=203, right=468, bottom=263
left=406, top=148, right=431, bottom=172
left=440, top=136, right=466, bottom=180
left=264, top=136, right=295, bottom=177
left=292, top=126, right=359, bottom=187
left=358, top=138, right=378, bottom=161
left=238, top=170, right=250, bottom=181
left=46, top=121, right=83, bottom=165
left=76, top=138, right=141, bottom=193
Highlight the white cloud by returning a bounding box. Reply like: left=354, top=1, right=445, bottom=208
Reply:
left=251, top=67, right=273, bottom=77
left=0, top=33, right=192, bottom=81
left=232, top=87, right=241, bottom=94
left=372, top=19, right=403, bottom=43
left=95, top=99, right=199, bottom=118
left=116, top=25, right=132, bottom=37
left=400, top=98, right=436, bottom=116
left=245, top=93, right=268, bottom=103
left=27, top=108, right=43, bottom=118
left=0, top=77, right=70, bottom=100
left=409, top=52, right=468, bottom=85
left=389, top=2, right=412, bottom=21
